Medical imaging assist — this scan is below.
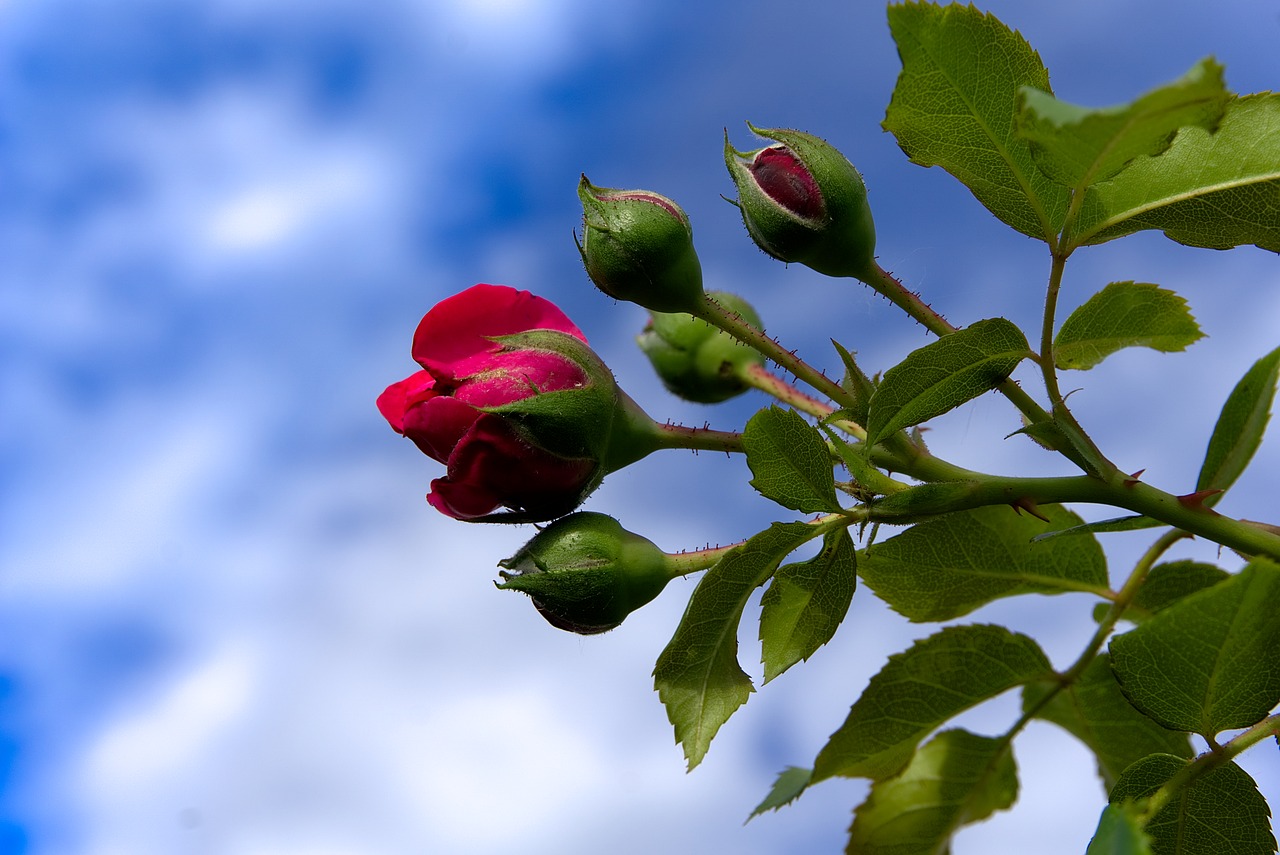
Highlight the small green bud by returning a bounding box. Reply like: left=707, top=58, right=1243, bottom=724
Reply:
left=577, top=176, right=705, bottom=313
left=497, top=512, right=675, bottom=634
left=637, top=291, right=765, bottom=403
left=724, top=124, right=877, bottom=280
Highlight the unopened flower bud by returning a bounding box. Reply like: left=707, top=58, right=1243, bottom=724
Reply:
left=724, top=124, right=877, bottom=280
left=637, top=291, right=765, bottom=403
left=497, top=512, right=676, bottom=634
left=577, top=176, right=705, bottom=313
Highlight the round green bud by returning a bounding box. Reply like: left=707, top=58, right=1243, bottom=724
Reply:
left=637, top=291, right=765, bottom=404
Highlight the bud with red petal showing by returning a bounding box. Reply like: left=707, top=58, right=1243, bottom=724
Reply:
left=377, top=284, right=661, bottom=522
left=577, top=176, right=705, bottom=314
left=724, top=124, right=877, bottom=280
left=637, top=291, right=766, bottom=404
left=497, top=512, right=677, bottom=634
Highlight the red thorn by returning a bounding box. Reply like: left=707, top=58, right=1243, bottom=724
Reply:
left=1177, top=489, right=1223, bottom=511
left=1011, top=497, right=1051, bottom=522
left=1124, top=469, right=1146, bottom=488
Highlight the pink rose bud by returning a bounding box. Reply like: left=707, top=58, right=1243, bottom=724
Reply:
left=377, top=284, right=657, bottom=522
left=497, top=512, right=677, bottom=634
left=577, top=176, right=705, bottom=314
left=724, top=124, right=877, bottom=280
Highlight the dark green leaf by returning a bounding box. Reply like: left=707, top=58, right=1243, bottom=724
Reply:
left=832, top=339, right=875, bottom=426
left=1017, top=58, right=1229, bottom=189
left=1110, top=754, right=1276, bottom=855
left=1086, top=804, right=1154, bottom=855
left=883, top=2, right=1068, bottom=241
left=654, top=522, right=818, bottom=770
left=1054, top=282, right=1204, bottom=371
left=1023, top=655, right=1192, bottom=791
left=866, top=319, right=1029, bottom=447
left=1109, top=559, right=1280, bottom=736
left=743, top=406, right=840, bottom=513
left=859, top=504, right=1108, bottom=622
left=812, top=625, right=1051, bottom=781
left=1128, top=561, right=1231, bottom=620
left=1071, top=94, right=1280, bottom=252
left=846, top=729, right=1018, bottom=855
left=1196, top=345, right=1280, bottom=501
left=748, top=766, right=812, bottom=821
left=760, top=528, right=857, bottom=682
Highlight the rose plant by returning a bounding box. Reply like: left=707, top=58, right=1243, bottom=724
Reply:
left=381, top=4, right=1280, bottom=853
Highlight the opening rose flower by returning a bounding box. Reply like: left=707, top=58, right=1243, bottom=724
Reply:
left=378, top=284, right=659, bottom=522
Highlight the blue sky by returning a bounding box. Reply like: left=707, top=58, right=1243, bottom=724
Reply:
left=1, top=1, right=1278, bottom=853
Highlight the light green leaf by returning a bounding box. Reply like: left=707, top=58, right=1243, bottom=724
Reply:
left=1086, top=804, right=1154, bottom=855
left=883, top=2, right=1068, bottom=241
left=1032, top=514, right=1164, bottom=542
left=654, top=522, right=816, bottom=770
left=1017, top=57, right=1229, bottom=189
left=1054, top=282, right=1204, bottom=370
left=1196, top=345, right=1280, bottom=500
left=743, top=407, right=840, bottom=513
left=1109, top=754, right=1276, bottom=855
left=832, top=339, right=875, bottom=426
left=760, top=528, right=857, bottom=683
left=846, top=729, right=1018, bottom=855
left=865, top=318, right=1029, bottom=447
left=812, top=625, right=1051, bottom=782
left=859, top=504, right=1108, bottom=621
left=1109, top=559, right=1280, bottom=736
left=1023, top=655, right=1192, bottom=791
left=1070, top=94, right=1280, bottom=252
left=748, top=766, right=812, bottom=821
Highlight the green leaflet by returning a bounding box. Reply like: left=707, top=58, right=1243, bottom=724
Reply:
left=1086, top=804, right=1154, bottom=855
left=759, top=528, right=857, bottom=683
left=1054, top=282, right=1204, bottom=371
left=1109, top=559, right=1280, bottom=737
left=865, top=318, right=1029, bottom=448
left=846, top=729, right=1018, bottom=855
left=883, top=2, right=1068, bottom=242
left=1023, top=655, right=1192, bottom=791
left=1017, top=57, right=1229, bottom=189
left=1196, top=345, right=1280, bottom=501
left=859, top=504, right=1108, bottom=622
left=1125, top=561, right=1231, bottom=621
left=743, top=406, right=840, bottom=513
left=1070, top=93, right=1280, bottom=252
left=812, top=624, right=1051, bottom=781
left=747, top=766, right=812, bottom=821
left=1109, top=754, right=1276, bottom=855
left=654, top=522, right=817, bottom=770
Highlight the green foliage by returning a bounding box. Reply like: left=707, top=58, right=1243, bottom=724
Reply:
left=812, top=625, right=1051, bottom=781
left=1109, top=560, right=1280, bottom=736
left=759, top=528, right=857, bottom=682
left=654, top=522, right=817, bottom=769
left=858, top=504, right=1108, bottom=621
left=748, top=766, right=813, bottom=820
left=1086, top=804, right=1154, bottom=855
left=1109, top=754, right=1276, bottom=855
left=1023, top=655, right=1192, bottom=790
left=865, top=318, right=1029, bottom=447
left=743, top=406, right=840, bottom=512
left=846, top=729, right=1018, bottom=855
left=1197, top=344, right=1280, bottom=500
left=1053, top=282, right=1204, bottom=371
left=882, top=1, right=1067, bottom=241
left=1124, top=561, right=1230, bottom=621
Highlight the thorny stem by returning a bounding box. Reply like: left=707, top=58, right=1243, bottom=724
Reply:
left=740, top=362, right=867, bottom=441
left=652, top=421, right=745, bottom=454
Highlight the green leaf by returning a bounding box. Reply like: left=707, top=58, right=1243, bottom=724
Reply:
left=748, top=766, right=812, bottom=821
left=1196, top=345, right=1280, bottom=500
left=760, top=528, right=857, bottom=683
left=1054, top=282, right=1204, bottom=371
left=865, top=319, right=1029, bottom=447
left=1017, top=57, right=1229, bottom=189
left=1109, top=754, right=1276, bottom=855
left=1023, top=655, right=1192, bottom=791
left=654, top=522, right=816, bottom=770
left=812, top=625, right=1051, bottom=782
left=883, top=2, right=1068, bottom=241
left=743, top=406, right=840, bottom=513
left=1070, top=94, right=1280, bottom=252
left=832, top=339, right=875, bottom=426
left=1032, top=514, right=1164, bottom=542
left=1086, top=804, right=1154, bottom=855
left=1109, top=559, right=1280, bottom=736
left=1128, top=561, right=1231, bottom=620
left=846, top=729, right=1018, bottom=855
left=858, top=504, right=1108, bottom=622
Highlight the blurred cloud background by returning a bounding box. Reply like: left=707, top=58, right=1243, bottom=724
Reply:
left=1, top=0, right=1277, bottom=853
